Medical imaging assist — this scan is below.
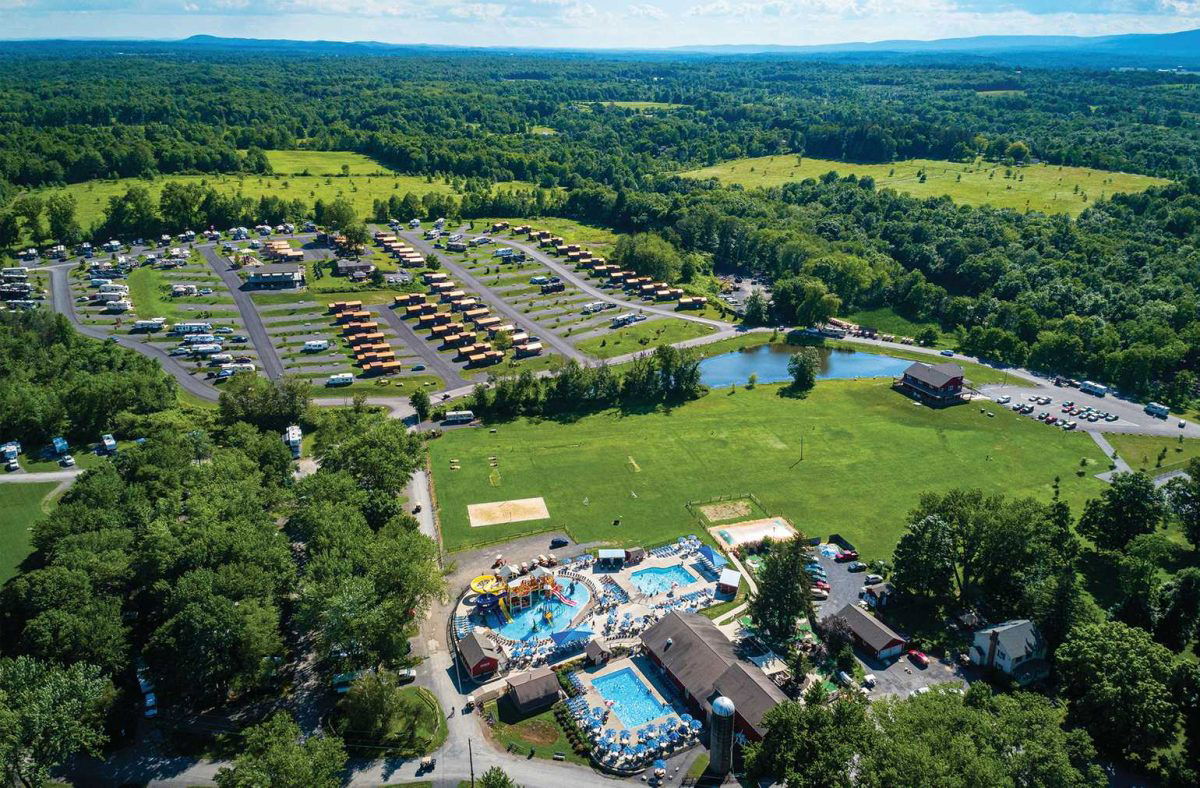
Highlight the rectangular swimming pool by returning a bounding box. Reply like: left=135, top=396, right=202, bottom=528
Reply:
left=592, top=667, right=670, bottom=728
left=630, top=564, right=696, bottom=596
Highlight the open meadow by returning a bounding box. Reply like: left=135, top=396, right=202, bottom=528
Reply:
left=430, top=379, right=1109, bottom=556
left=682, top=155, right=1168, bottom=216
left=27, top=158, right=534, bottom=232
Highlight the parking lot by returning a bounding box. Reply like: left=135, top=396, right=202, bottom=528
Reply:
left=811, top=546, right=970, bottom=698
left=978, top=381, right=1200, bottom=438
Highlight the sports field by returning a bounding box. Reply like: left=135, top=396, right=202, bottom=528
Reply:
left=682, top=155, right=1167, bottom=216
left=0, top=482, right=58, bottom=584
left=430, top=379, right=1108, bottom=556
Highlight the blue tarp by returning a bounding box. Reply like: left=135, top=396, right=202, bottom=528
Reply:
left=550, top=628, right=593, bottom=646
left=698, top=545, right=728, bottom=568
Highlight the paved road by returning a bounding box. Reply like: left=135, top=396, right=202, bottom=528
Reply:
left=401, top=232, right=588, bottom=363
left=494, top=235, right=727, bottom=330
left=197, top=246, right=285, bottom=380
left=48, top=265, right=222, bottom=403
left=0, top=468, right=83, bottom=484
left=371, top=304, right=469, bottom=389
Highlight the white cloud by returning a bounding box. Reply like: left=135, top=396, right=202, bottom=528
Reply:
left=448, top=2, right=505, bottom=20
left=628, top=3, right=666, bottom=19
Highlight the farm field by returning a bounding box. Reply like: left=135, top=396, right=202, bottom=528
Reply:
left=1107, top=434, right=1200, bottom=475
left=259, top=149, right=391, bottom=175
left=28, top=167, right=535, bottom=232
left=430, top=379, right=1108, bottom=556
left=575, top=317, right=716, bottom=359
left=682, top=155, right=1168, bottom=216
left=0, top=482, right=59, bottom=584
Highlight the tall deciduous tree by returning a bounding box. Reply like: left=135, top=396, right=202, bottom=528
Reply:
left=1077, top=472, right=1166, bottom=550
left=215, top=712, right=346, bottom=788
left=0, top=656, right=111, bottom=788
left=1057, top=620, right=1178, bottom=761
left=786, top=348, right=819, bottom=396
left=748, top=537, right=816, bottom=644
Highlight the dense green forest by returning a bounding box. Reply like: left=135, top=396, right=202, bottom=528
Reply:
left=0, top=311, right=442, bottom=781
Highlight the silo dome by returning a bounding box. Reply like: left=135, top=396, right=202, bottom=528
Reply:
left=712, top=696, right=736, bottom=717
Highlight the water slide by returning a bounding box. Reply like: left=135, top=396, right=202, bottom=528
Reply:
left=551, top=587, right=578, bottom=607
left=498, top=596, right=514, bottom=622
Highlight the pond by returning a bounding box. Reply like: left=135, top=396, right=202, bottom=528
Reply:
left=699, top=343, right=913, bottom=388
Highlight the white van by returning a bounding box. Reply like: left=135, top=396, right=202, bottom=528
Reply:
left=327, top=373, right=354, bottom=386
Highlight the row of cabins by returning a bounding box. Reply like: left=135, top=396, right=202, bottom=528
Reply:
left=374, top=231, right=426, bottom=268
left=262, top=239, right=304, bottom=263
left=575, top=257, right=703, bottom=308
left=393, top=273, right=542, bottom=364
left=328, top=301, right=401, bottom=376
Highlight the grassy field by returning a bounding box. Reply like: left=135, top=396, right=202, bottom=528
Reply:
left=1107, top=434, right=1200, bottom=476
left=260, top=150, right=392, bottom=175
left=338, top=686, right=446, bottom=757
left=682, top=155, right=1168, bottom=216
left=127, top=267, right=182, bottom=321
left=598, top=101, right=686, bottom=110
left=842, top=306, right=949, bottom=345
left=0, top=482, right=58, bottom=584
left=575, top=318, right=716, bottom=359
left=429, top=379, right=1108, bottom=556
left=28, top=168, right=534, bottom=233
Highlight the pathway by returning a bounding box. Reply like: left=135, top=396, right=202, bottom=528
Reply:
left=1090, top=431, right=1132, bottom=482
left=0, top=468, right=83, bottom=484
left=711, top=549, right=758, bottom=627
left=196, top=246, right=285, bottom=380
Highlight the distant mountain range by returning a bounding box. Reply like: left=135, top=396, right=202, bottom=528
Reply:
left=3, top=29, right=1200, bottom=68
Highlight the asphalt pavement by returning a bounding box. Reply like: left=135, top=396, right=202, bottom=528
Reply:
left=197, top=246, right=285, bottom=380
left=371, top=304, right=468, bottom=389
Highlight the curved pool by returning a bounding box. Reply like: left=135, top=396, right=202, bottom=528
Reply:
left=630, top=565, right=696, bottom=596
left=477, top=579, right=592, bottom=641
left=699, top=344, right=912, bottom=388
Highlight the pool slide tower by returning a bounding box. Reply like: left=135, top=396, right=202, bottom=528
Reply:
left=471, top=571, right=571, bottom=625
left=470, top=575, right=512, bottom=623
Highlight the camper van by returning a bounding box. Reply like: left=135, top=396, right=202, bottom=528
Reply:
left=326, top=372, right=354, bottom=387
left=302, top=339, right=331, bottom=352
left=1145, top=402, right=1170, bottom=419
left=444, top=410, right=475, bottom=425
left=1080, top=381, right=1108, bottom=397
left=189, top=343, right=224, bottom=356
left=409, top=218, right=421, bottom=228
left=284, top=425, right=302, bottom=459
left=182, top=333, right=218, bottom=345
left=101, top=434, right=118, bottom=455
left=221, top=362, right=256, bottom=373
left=172, top=321, right=213, bottom=335
left=132, top=319, right=166, bottom=333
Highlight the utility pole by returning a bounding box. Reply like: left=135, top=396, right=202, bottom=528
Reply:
left=469, top=738, right=475, bottom=787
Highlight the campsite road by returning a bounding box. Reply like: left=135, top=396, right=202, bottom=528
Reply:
left=371, top=303, right=469, bottom=389
left=197, top=246, right=285, bottom=380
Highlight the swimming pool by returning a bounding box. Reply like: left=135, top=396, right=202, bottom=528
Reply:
left=478, top=580, right=592, bottom=641
left=630, top=565, right=696, bottom=596
left=592, top=667, right=670, bottom=728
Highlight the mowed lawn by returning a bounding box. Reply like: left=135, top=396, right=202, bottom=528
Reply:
left=259, top=150, right=391, bottom=175
left=682, top=155, right=1168, bottom=216
left=576, top=317, right=716, bottom=359
left=1107, top=434, right=1200, bottom=476
left=0, top=482, right=58, bottom=584
left=430, top=380, right=1109, bottom=557
left=479, top=217, right=622, bottom=255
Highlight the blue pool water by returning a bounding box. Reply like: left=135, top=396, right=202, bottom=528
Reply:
left=481, top=581, right=592, bottom=641
left=630, top=565, right=697, bottom=596
left=592, top=667, right=670, bottom=728
left=699, top=344, right=912, bottom=388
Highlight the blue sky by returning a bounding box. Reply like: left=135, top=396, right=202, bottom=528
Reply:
left=2, top=1, right=1198, bottom=47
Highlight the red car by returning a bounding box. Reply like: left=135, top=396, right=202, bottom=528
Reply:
left=836, top=550, right=859, bottom=562
left=908, top=649, right=930, bottom=668
left=812, top=579, right=831, bottom=591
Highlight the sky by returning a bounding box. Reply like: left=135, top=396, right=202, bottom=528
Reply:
left=2, top=1, right=1199, bottom=48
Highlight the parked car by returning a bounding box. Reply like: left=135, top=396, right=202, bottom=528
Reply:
left=847, top=561, right=867, bottom=572
left=836, top=550, right=859, bottom=562
left=412, top=364, right=426, bottom=371
left=60, top=454, right=75, bottom=467
left=940, top=349, right=954, bottom=357
left=214, top=327, right=234, bottom=334
left=864, top=573, right=883, bottom=585
left=908, top=649, right=930, bottom=668
left=397, top=668, right=417, bottom=683
left=231, top=335, right=249, bottom=343
left=550, top=537, right=569, bottom=549
left=812, top=579, right=831, bottom=591
left=995, top=395, right=1011, bottom=405
left=810, top=588, right=829, bottom=600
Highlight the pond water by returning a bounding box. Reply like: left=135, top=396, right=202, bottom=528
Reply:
left=699, top=344, right=913, bottom=388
